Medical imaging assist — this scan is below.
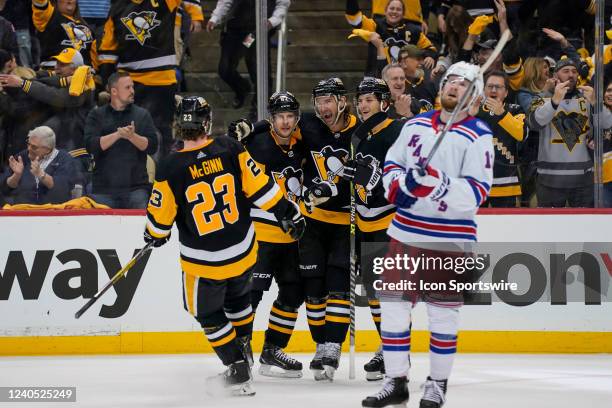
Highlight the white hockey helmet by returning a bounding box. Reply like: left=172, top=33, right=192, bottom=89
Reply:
left=440, top=61, right=484, bottom=112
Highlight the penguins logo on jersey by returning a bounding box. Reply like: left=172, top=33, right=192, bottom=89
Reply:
left=60, top=22, right=94, bottom=51
left=384, top=37, right=409, bottom=62
left=311, top=146, right=348, bottom=184
left=121, top=11, right=161, bottom=45
left=354, top=153, right=378, bottom=204
left=551, top=111, right=589, bottom=152
left=271, top=166, right=303, bottom=202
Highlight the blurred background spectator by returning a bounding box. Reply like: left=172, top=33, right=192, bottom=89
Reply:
left=84, top=72, right=158, bottom=209
left=0, top=125, right=76, bottom=204
left=77, top=0, right=109, bottom=41
left=207, top=0, right=289, bottom=118
left=32, top=0, right=96, bottom=70
left=0, top=0, right=33, bottom=68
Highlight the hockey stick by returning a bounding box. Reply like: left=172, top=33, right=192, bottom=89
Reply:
left=419, top=29, right=511, bottom=173
left=348, top=141, right=358, bottom=380
left=75, top=241, right=154, bottom=319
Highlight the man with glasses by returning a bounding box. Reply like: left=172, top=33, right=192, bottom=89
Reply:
left=475, top=71, right=527, bottom=207
left=1, top=126, right=76, bottom=204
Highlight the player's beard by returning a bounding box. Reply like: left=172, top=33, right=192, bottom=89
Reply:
left=440, top=94, right=458, bottom=111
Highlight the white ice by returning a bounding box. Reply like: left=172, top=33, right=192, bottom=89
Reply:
left=1, top=353, right=611, bottom=408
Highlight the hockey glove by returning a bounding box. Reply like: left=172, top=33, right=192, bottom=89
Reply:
left=279, top=200, right=306, bottom=240
left=302, top=180, right=338, bottom=213
left=341, top=158, right=382, bottom=192
left=227, top=118, right=254, bottom=143
left=143, top=230, right=171, bottom=248
left=405, top=165, right=449, bottom=200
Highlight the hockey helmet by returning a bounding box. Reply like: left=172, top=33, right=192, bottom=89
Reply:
left=440, top=61, right=484, bottom=112
left=312, top=77, right=347, bottom=99
left=268, top=91, right=300, bottom=116
left=175, top=96, right=212, bottom=136
left=355, top=77, right=392, bottom=102
left=312, top=77, right=348, bottom=127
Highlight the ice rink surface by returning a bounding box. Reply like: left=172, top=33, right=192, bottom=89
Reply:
left=1, top=352, right=611, bottom=408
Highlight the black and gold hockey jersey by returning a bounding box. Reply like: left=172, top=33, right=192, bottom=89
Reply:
left=244, top=127, right=304, bottom=244
left=145, top=136, right=286, bottom=280
left=476, top=103, right=527, bottom=198
left=99, top=0, right=179, bottom=86
left=352, top=112, right=403, bottom=232
left=345, top=0, right=436, bottom=64
left=298, top=112, right=359, bottom=225
left=32, top=0, right=97, bottom=69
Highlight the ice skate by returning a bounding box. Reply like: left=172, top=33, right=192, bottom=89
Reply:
left=321, top=342, right=341, bottom=381
left=420, top=377, right=447, bottom=408
left=259, top=343, right=303, bottom=378
left=364, top=346, right=385, bottom=381
left=362, top=376, right=409, bottom=407
left=309, top=342, right=329, bottom=381
left=205, top=360, right=255, bottom=397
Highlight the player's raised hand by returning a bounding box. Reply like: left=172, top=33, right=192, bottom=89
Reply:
left=228, top=118, right=254, bottom=143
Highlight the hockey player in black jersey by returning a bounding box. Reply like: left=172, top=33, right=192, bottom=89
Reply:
left=299, top=77, right=360, bottom=381
left=144, top=96, right=305, bottom=396
left=241, top=91, right=306, bottom=378
left=340, top=77, right=404, bottom=381
left=229, top=78, right=360, bottom=381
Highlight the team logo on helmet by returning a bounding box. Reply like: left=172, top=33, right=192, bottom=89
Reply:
left=311, top=146, right=348, bottom=184
left=121, top=11, right=161, bottom=45
left=271, top=166, right=303, bottom=201
left=60, top=22, right=94, bottom=51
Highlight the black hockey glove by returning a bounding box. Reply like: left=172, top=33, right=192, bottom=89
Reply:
left=341, top=158, right=382, bottom=192
left=279, top=200, right=306, bottom=240
left=302, top=180, right=338, bottom=213
left=143, top=229, right=171, bottom=248
left=227, top=118, right=254, bottom=143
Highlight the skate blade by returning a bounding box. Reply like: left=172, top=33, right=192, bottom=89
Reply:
left=322, top=365, right=337, bottom=381
left=259, top=364, right=303, bottom=378
left=311, top=368, right=332, bottom=382
left=229, top=381, right=256, bottom=397
left=365, top=371, right=384, bottom=381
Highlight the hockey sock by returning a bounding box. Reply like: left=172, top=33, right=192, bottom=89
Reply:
left=305, top=297, right=326, bottom=344
left=324, top=292, right=351, bottom=343
left=225, top=304, right=254, bottom=338
left=368, top=298, right=382, bottom=335
left=429, top=332, right=458, bottom=380
left=427, top=304, right=459, bottom=380
left=265, top=300, right=298, bottom=349
left=204, top=322, right=242, bottom=366
left=380, top=300, right=412, bottom=378
left=251, top=289, right=264, bottom=313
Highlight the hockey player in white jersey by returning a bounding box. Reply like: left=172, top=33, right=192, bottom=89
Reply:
left=362, top=61, right=494, bottom=408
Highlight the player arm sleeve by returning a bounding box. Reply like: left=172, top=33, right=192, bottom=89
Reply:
left=238, top=149, right=284, bottom=211
left=146, top=166, right=178, bottom=239
left=382, top=128, right=415, bottom=205
left=31, top=0, right=53, bottom=32
left=443, top=135, right=494, bottom=211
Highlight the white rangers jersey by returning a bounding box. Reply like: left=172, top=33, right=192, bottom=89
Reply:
left=383, top=110, right=494, bottom=242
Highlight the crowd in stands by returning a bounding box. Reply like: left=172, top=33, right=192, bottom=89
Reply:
left=0, top=0, right=610, bottom=209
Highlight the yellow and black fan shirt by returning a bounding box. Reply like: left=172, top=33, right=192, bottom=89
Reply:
left=244, top=127, right=304, bottom=244
left=145, top=136, right=285, bottom=280
left=99, top=0, right=180, bottom=86
left=32, top=0, right=97, bottom=69
left=476, top=103, right=527, bottom=198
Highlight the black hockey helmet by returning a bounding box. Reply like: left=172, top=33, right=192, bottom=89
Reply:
left=175, top=96, right=212, bottom=136
left=355, top=77, right=392, bottom=102
left=268, top=91, right=300, bottom=116
left=312, top=77, right=347, bottom=99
